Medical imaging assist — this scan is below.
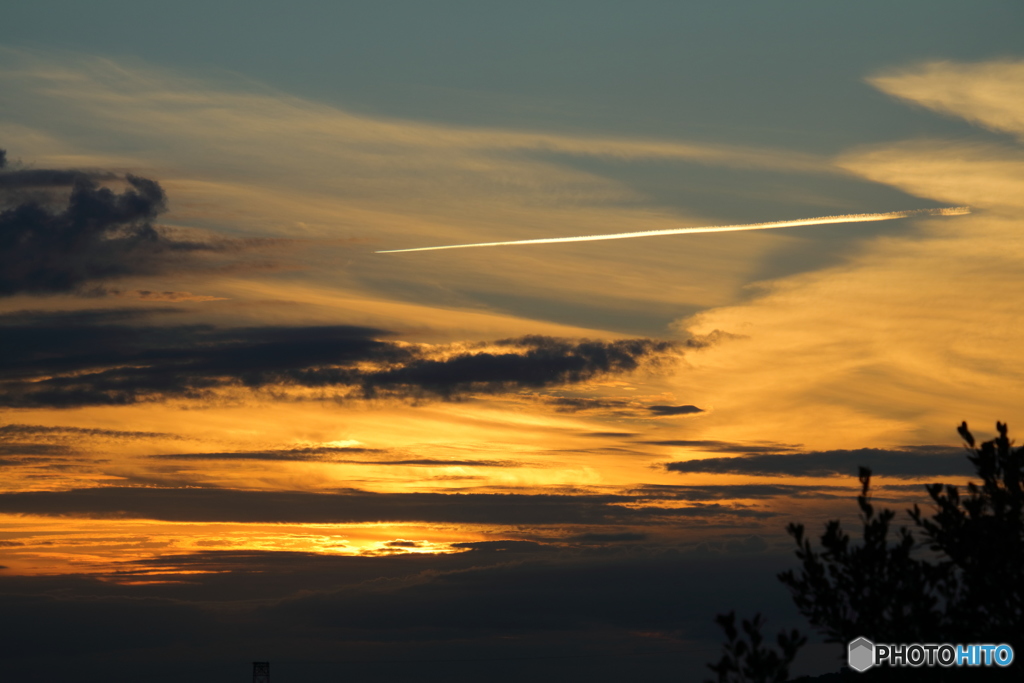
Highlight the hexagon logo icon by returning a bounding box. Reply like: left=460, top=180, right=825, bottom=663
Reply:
left=848, top=637, right=875, bottom=672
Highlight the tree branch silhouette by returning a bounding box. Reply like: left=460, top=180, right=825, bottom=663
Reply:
left=707, top=421, right=1024, bottom=681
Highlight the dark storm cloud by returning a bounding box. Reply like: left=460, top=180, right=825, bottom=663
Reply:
left=646, top=404, right=703, bottom=416
left=0, top=151, right=221, bottom=296
left=0, top=309, right=396, bottom=407
left=0, top=309, right=673, bottom=407
left=0, top=486, right=774, bottom=524
left=665, top=446, right=972, bottom=478
left=359, top=336, right=673, bottom=400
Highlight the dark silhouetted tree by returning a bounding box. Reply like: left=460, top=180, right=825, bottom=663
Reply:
left=706, top=611, right=805, bottom=683
left=708, top=422, right=1024, bottom=681
left=908, top=421, right=1024, bottom=654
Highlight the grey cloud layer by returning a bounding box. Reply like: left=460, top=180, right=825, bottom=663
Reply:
left=646, top=405, right=704, bottom=416
left=0, top=423, right=183, bottom=440
left=632, top=483, right=852, bottom=500
left=0, top=486, right=773, bottom=525
left=0, top=309, right=672, bottom=407
left=665, top=446, right=972, bottom=478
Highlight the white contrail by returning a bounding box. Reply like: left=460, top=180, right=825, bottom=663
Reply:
left=376, top=206, right=971, bottom=254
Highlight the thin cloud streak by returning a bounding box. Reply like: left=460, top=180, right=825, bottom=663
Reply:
left=377, top=207, right=970, bottom=253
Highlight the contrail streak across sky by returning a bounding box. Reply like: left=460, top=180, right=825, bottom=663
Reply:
left=376, top=207, right=971, bottom=254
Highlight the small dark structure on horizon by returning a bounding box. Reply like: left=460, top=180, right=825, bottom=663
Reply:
left=253, top=661, right=269, bottom=683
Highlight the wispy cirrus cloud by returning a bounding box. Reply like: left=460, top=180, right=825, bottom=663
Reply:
left=0, top=50, right=885, bottom=336
left=148, top=448, right=518, bottom=469
left=645, top=439, right=802, bottom=454
left=869, top=60, right=1024, bottom=141
left=0, top=49, right=834, bottom=179
left=672, top=59, right=1024, bottom=449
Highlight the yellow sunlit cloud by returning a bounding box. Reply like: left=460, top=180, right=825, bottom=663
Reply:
left=0, top=53, right=1018, bottom=591
left=671, top=61, right=1024, bottom=449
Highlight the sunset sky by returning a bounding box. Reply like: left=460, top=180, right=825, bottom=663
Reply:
left=2, top=2, right=1024, bottom=681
